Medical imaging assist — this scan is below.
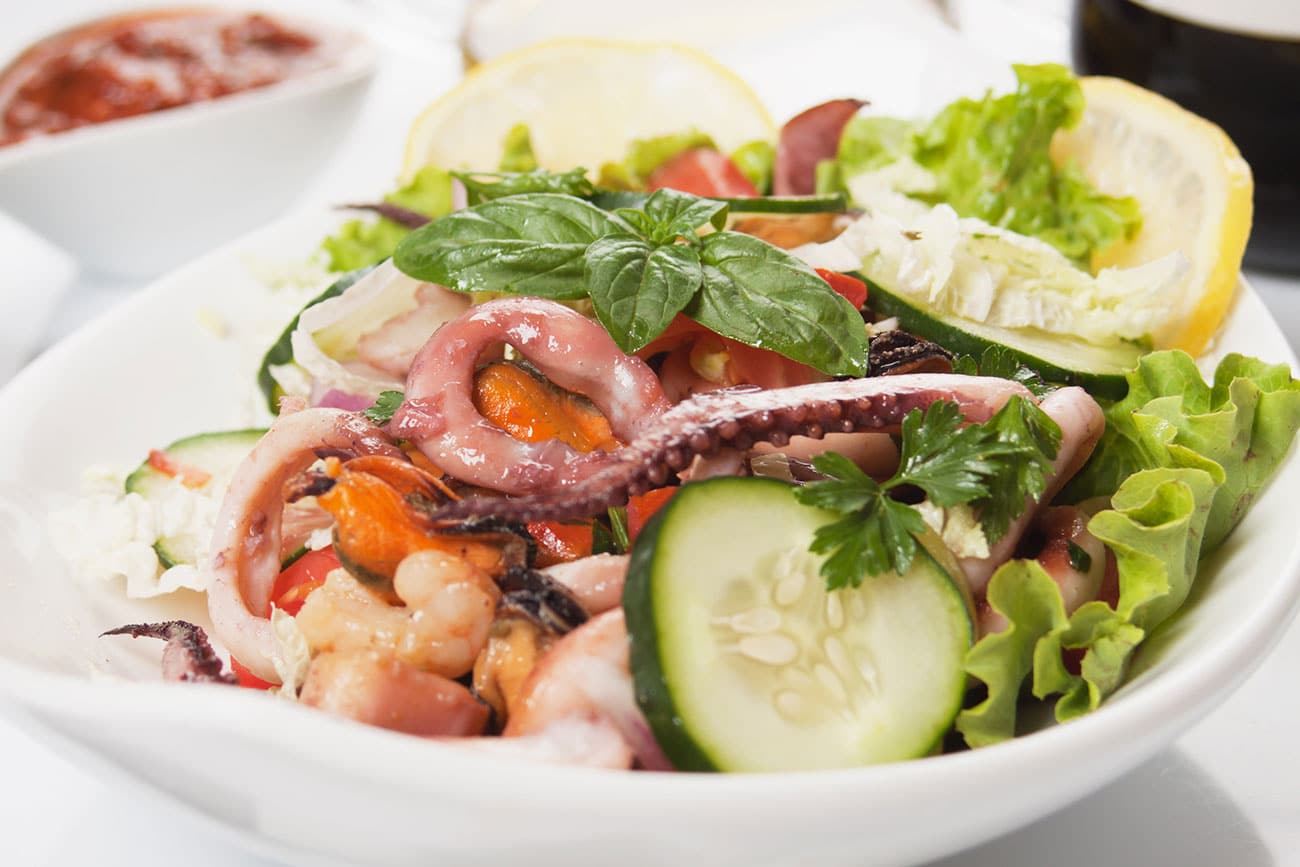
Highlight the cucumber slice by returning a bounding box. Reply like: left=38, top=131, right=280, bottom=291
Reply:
left=625, top=477, right=973, bottom=772
left=724, top=193, right=848, bottom=214
left=863, top=274, right=1139, bottom=400
left=124, top=429, right=266, bottom=568
left=589, top=189, right=847, bottom=215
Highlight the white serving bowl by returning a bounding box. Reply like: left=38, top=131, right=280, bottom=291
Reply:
left=0, top=10, right=376, bottom=278
left=0, top=210, right=1297, bottom=866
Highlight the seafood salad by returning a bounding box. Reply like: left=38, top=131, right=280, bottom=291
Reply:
left=76, top=44, right=1300, bottom=772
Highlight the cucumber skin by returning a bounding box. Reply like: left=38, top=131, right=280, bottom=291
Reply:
left=861, top=274, right=1133, bottom=401
left=255, top=265, right=374, bottom=415
left=124, top=428, right=268, bottom=569
left=589, top=189, right=848, bottom=216
left=625, top=477, right=974, bottom=773
left=623, top=483, right=723, bottom=772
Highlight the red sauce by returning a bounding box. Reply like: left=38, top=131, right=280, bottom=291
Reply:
left=0, top=8, right=338, bottom=146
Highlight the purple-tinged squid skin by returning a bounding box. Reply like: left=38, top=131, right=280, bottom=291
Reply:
left=427, top=373, right=1033, bottom=524
left=101, top=621, right=236, bottom=685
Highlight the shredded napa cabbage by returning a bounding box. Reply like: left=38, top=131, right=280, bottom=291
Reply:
left=52, top=468, right=213, bottom=598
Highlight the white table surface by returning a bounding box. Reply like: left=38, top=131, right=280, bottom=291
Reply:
left=3, top=2, right=1300, bottom=865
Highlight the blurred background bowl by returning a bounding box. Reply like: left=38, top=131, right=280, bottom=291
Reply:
left=0, top=6, right=377, bottom=278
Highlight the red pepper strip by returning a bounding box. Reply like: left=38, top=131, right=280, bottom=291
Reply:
left=528, top=520, right=596, bottom=567
left=627, top=487, right=679, bottom=544
left=815, top=268, right=868, bottom=310
left=146, top=449, right=212, bottom=488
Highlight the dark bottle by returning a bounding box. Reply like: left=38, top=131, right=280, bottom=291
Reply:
left=1072, top=0, right=1300, bottom=272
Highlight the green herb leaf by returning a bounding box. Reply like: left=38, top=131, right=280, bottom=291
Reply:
left=607, top=506, right=630, bottom=553
left=394, top=194, right=632, bottom=299
left=585, top=235, right=703, bottom=353
left=619, top=188, right=728, bottom=243
left=972, top=396, right=1062, bottom=542
left=803, top=481, right=927, bottom=588
left=797, top=396, right=1061, bottom=588
left=690, top=231, right=870, bottom=377
left=952, top=346, right=1056, bottom=398
left=893, top=401, right=1000, bottom=507
left=453, top=168, right=594, bottom=206
left=498, top=123, right=538, bottom=172
left=363, top=390, right=405, bottom=425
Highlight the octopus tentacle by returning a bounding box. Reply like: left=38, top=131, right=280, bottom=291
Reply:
left=101, top=621, right=235, bottom=685
left=392, top=297, right=671, bottom=496
left=207, top=407, right=403, bottom=683
left=957, top=386, right=1106, bottom=596
left=430, top=373, right=1034, bottom=524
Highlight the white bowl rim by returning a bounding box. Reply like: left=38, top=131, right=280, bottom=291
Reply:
left=0, top=211, right=1298, bottom=807
left=0, top=8, right=379, bottom=172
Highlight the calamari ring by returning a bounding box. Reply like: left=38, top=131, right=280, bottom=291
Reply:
left=392, top=297, right=671, bottom=495
left=207, top=408, right=402, bottom=683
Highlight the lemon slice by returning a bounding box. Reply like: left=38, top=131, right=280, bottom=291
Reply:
left=400, top=39, right=775, bottom=182
left=1051, top=76, right=1253, bottom=356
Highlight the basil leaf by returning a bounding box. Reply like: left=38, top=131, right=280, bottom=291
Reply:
left=394, top=194, right=631, bottom=299
left=688, top=232, right=869, bottom=377
left=640, top=189, right=730, bottom=242
left=453, top=168, right=594, bottom=206
left=586, top=235, right=702, bottom=353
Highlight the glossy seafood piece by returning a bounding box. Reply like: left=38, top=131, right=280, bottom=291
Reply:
left=978, top=505, right=1109, bottom=637
left=542, top=554, right=629, bottom=616
left=429, top=373, right=1034, bottom=524
left=207, top=408, right=403, bottom=683
left=101, top=620, right=235, bottom=685
left=295, top=550, right=500, bottom=680
left=310, top=454, right=529, bottom=593
left=392, top=297, right=672, bottom=495
left=503, top=609, right=669, bottom=770
left=957, top=386, right=1106, bottom=596
left=300, top=650, right=489, bottom=737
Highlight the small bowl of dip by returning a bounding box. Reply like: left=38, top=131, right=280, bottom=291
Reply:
left=0, top=6, right=377, bottom=277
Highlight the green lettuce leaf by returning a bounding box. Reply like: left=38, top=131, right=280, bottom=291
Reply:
left=958, top=466, right=1217, bottom=746
left=826, top=64, right=1140, bottom=264
left=957, top=559, right=1068, bottom=747
left=597, top=128, right=716, bottom=190
left=828, top=116, right=916, bottom=189
left=499, top=123, right=538, bottom=172
left=730, top=140, right=775, bottom=194
left=320, top=166, right=454, bottom=271
left=1059, top=350, right=1300, bottom=552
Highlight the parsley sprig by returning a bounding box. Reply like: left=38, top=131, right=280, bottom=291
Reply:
left=794, top=396, right=1061, bottom=589
left=363, top=390, right=405, bottom=426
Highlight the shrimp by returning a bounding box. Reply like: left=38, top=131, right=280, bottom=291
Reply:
left=301, top=651, right=489, bottom=737
left=295, top=549, right=499, bottom=680
left=501, top=609, right=671, bottom=770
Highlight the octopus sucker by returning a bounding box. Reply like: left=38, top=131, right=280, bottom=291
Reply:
left=426, top=374, right=1035, bottom=524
